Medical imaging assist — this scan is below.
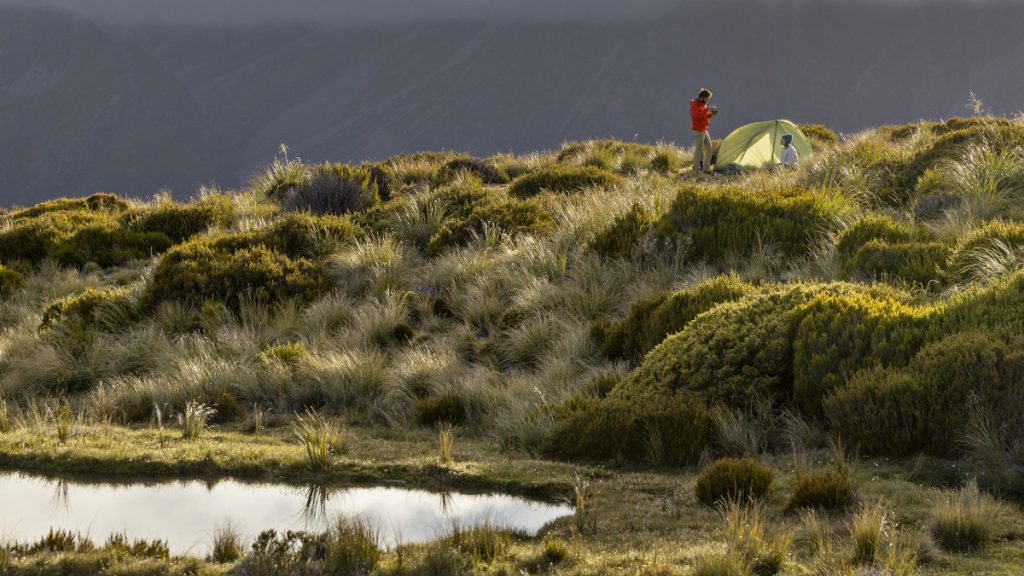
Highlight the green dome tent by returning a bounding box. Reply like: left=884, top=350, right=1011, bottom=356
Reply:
left=714, top=120, right=813, bottom=171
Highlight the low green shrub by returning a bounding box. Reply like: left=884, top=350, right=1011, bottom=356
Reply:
left=594, top=275, right=754, bottom=364
left=792, top=293, right=931, bottom=414
left=539, top=393, right=712, bottom=466
left=10, top=193, right=129, bottom=219
left=425, top=182, right=554, bottom=256
left=835, top=215, right=911, bottom=259
left=649, top=150, right=683, bottom=173
left=694, top=458, right=774, bottom=505
left=41, top=287, right=137, bottom=331
left=263, top=212, right=363, bottom=258
left=588, top=203, right=657, bottom=259
left=433, top=157, right=510, bottom=186
left=52, top=223, right=173, bottom=267
left=786, top=468, right=855, bottom=512
left=0, top=265, right=25, bottom=299
left=414, top=393, right=468, bottom=427
left=842, top=240, right=950, bottom=286
left=655, top=185, right=841, bottom=262
left=0, top=210, right=107, bottom=265
left=508, top=165, right=622, bottom=198
left=799, top=123, right=839, bottom=146
left=146, top=237, right=329, bottom=310
left=125, top=197, right=233, bottom=243
left=825, top=333, right=1024, bottom=456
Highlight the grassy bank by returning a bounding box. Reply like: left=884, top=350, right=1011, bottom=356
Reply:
left=3, top=116, right=1024, bottom=573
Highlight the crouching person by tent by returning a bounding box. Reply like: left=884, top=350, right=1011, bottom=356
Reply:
left=690, top=88, right=718, bottom=174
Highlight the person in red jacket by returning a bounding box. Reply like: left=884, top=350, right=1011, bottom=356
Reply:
left=691, top=88, right=718, bottom=174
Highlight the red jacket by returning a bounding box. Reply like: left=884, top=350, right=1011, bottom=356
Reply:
left=691, top=99, right=714, bottom=132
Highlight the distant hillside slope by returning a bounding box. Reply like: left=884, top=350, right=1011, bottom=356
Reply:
left=2, top=3, right=1024, bottom=204
left=0, top=8, right=219, bottom=206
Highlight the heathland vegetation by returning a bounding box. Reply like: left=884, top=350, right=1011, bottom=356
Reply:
left=3, top=117, right=1024, bottom=574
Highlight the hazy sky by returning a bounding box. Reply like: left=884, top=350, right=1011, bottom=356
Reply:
left=0, top=0, right=992, bottom=25
left=0, top=0, right=685, bottom=24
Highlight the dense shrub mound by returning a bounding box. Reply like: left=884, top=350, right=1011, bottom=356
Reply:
left=786, top=468, right=855, bottom=512
left=588, top=203, right=657, bottom=259
left=0, top=197, right=177, bottom=268
left=41, top=287, right=137, bottom=331
left=792, top=293, right=932, bottom=414
left=146, top=236, right=330, bottom=310
left=508, top=166, right=622, bottom=198
left=835, top=215, right=911, bottom=259
left=0, top=265, right=25, bottom=299
left=612, top=285, right=850, bottom=408
left=433, top=157, right=510, bottom=186
left=10, top=193, right=129, bottom=220
left=825, top=333, right=1024, bottom=456
left=123, top=197, right=233, bottom=244
left=656, top=185, right=839, bottom=262
left=937, top=270, right=1024, bottom=342
left=593, top=275, right=754, bottom=364
left=694, top=458, right=774, bottom=505
left=842, top=240, right=949, bottom=286
left=53, top=224, right=174, bottom=268
left=540, top=393, right=712, bottom=466
left=798, top=123, right=839, bottom=146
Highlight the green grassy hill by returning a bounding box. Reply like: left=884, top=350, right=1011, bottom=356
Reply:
left=4, top=118, right=1024, bottom=574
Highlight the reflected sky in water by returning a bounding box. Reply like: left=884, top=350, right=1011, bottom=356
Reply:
left=0, top=472, right=572, bottom=556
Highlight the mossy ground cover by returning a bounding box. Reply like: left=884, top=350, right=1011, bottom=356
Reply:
left=3, top=118, right=1024, bottom=574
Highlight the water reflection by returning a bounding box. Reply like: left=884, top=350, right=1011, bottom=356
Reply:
left=0, top=472, right=572, bottom=555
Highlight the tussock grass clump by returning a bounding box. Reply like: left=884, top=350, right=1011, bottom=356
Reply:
left=294, top=409, right=342, bottom=470
left=948, top=221, right=1024, bottom=283
left=694, top=458, right=774, bottom=505
left=437, top=421, right=456, bottom=466
left=508, top=165, right=623, bottom=198
left=446, top=520, right=512, bottom=565
left=929, top=481, right=999, bottom=552
left=693, top=502, right=791, bottom=576
left=834, top=214, right=911, bottom=260
left=210, top=523, right=244, bottom=563
left=177, top=401, right=216, bottom=440
left=849, top=502, right=889, bottom=565
left=324, top=517, right=382, bottom=575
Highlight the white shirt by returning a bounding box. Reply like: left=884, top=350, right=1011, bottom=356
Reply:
left=780, top=145, right=799, bottom=168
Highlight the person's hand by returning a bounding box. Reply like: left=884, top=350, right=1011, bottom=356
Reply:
left=710, top=106, right=718, bottom=115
